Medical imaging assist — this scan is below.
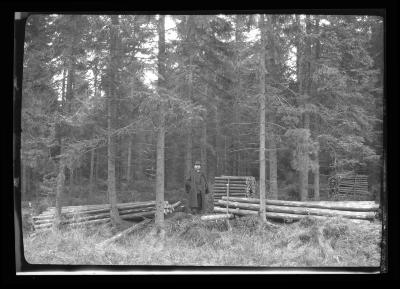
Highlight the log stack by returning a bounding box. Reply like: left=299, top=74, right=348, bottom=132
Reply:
left=329, top=173, right=371, bottom=200
left=214, top=196, right=379, bottom=222
left=32, top=200, right=181, bottom=232
left=212, top=176, right=256, bottom=203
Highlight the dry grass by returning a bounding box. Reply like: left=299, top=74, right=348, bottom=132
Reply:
left=23, top=213, right=382, bottom=267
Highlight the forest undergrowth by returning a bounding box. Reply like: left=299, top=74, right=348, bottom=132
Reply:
left=23, top=213, right=382, bottom=267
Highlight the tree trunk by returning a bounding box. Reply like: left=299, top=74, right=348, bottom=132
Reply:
left=95, top=148, right=99, bottom=183
left=69, top=168, right=73, bottom=187
left=107, top=15, right=122, bottom=226
left=107, top=91, right=121, bottom=225
left=268, top=115, right=278, bottom=199
left=201, top=114, right=207, bottom=177
left=136, top=132, right=144, bottom=181
left=215, top=105, right=221, bottom=176
left=314, top=149, right=320, bottom=200
left=296, top=15, right=309, bottom=201
left=55, top=139, right=66, bottom=226
left=155, top=122, right=165, bottom=236
left=89, top=148, right=95, bottom=200
left=312, top=17, right=321, bottom=201
left=224, top=135, right=228, bottom=175
left=234, top=15, right=242, bottom=177
left=185, top=25, right=194, bottom=180
left=116, top=137, right=122, bottom=196
left=127, top=135, right=133, bottom=186
left=185, top=130, right=193, bottom=179
left=155, top=14, right=166, bottom=238
left=259, top=14, right=267, bottom=223
left=263, top=15, right=279, bottom=200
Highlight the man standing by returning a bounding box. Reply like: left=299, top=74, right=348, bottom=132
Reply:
left=185, top=160, right=209, bottom=214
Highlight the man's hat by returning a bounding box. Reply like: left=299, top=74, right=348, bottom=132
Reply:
left=194, top=160, right=201, bottom=166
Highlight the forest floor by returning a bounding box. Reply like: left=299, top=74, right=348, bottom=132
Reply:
left=23, top=212, right=382, bottom=267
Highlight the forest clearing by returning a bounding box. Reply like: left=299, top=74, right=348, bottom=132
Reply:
left=19, top=13, right=384, bottom=268
left=23, top=210, right=381, bottom=266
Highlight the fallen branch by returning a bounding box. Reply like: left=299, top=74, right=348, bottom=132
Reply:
left=97, top=218, right=152, bottom=247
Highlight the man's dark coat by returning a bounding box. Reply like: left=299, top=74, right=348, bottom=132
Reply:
left=185, top=169, right=209, bottom=211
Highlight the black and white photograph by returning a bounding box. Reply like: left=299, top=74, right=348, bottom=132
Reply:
left=16, top=11, right=385, bottom=271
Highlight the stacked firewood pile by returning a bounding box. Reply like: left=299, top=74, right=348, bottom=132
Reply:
left=329, top=172, right=370, bottom=200
left=213, top=196, right=379, bottom=222
left=32, top=200, right=181, bottom=232
left=212, top=176, right=256, bottom=202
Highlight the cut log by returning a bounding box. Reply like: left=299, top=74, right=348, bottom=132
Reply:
left=214, top=180, right=247, bottom=183
left=216, top=200, right=376, bottom=220
left=33, top=206, right=157, bottom=226
left=214, top=181, right=247, bottom=187
left=34, top=204, right=157, bottom=220
left=51, top=201, right=160, bottom=211
left=212, top=189, right=246, bottom=193
left=213, top=182, right=247, bottom=185
left=213, top=186, right=247, bottom=190
left=38, top=203, right=159, bottom=219
left=46, top=200, right=159, bottom=210
left=97, top=218, right=152, bottom=247
left=213, top=191, right=246, bottom=194
left=45, top=200, right=165, bottom=214
left=213, top=188, right=246, bottom=191
left=213, top=207, right=373, bottom=223
left=213, top=187, right=246, bottom=190
left=200, top=214, right=234, bottom=221
left=34, top=210, right=158, bottom=230
left=215, top=176, right=249, bottom=179
left=34, top=217, right=112, bottom=230
left=213, top=206, right=258, bottom=216
left=220, top=197, right=379, bottom=211
left=213, top=190, right=246, bottom=195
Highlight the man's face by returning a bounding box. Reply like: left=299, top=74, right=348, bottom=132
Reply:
left=194, top=164, right=201, bottom=171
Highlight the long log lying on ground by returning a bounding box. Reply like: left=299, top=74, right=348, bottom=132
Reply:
left=213, top=187, right=246, bottom=190
left=214, top=206, right=311, bottom=221
left=221, top=197, right=379, bottom=212
left=33, top=206, right=157, bottom=227
left=43, top=201, right=162, bottom=216
left=36, top=200, right=176, bottom=220
left=200, top=214, right=234, bottom=221
left=34, top=209, right=158, bottom=230
left=214, top=206, right=258, bottom=216
left=97, top=218, right=152, bottom=247
left=215, top=176, right=249, bottom=179
left=33, top=203, right=174, bottom=222
left=33, top=204, right=158, bottom=220
left=213, top=192, right=246, bottom=195
left=34, top=217, right=112, bottom=231
left=216, top=200, right=376, bottom=220
left=33, top=201, right=181, bottom=230
left=213, top=207, right=373, bottom=224
left=46, top=200, right=158, bottom=210
left=213, top=183, right=247, bottom=186
left=214, top=182, right=247, bottom=184
left=214, top=189, right=247, bottom=192
left=213, top=188, right=246, bottom=192
left=213, top=188, right=247, bottom=191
